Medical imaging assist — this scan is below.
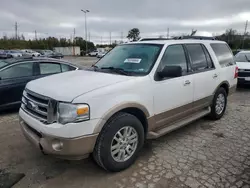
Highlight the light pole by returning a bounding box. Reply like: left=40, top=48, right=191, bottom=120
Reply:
left=81, top=9, right=90, bottom=55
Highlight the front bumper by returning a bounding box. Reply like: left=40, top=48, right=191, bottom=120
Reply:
left=19, top=116, right=99, bottom=160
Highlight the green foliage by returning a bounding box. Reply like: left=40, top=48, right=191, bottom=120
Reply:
left=216, top=29, right=250, bottom=49
left=0, top=36, right=95, bottom=51
left=127, top=28, right=140, bottom=41
left=74, top=37, right=95, bottom=52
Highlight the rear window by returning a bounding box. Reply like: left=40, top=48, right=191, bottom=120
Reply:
left=39, top=63, right=61, bottom=74
left=210, top=43, right=235, bottom=67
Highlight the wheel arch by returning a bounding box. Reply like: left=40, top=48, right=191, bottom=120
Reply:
left=214, top=81, right=229, bottom=96
left=94, top=103, right=150, bottom=135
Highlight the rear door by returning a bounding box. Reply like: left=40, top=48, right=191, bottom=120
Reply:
left=0, top=62, right=36, bottom=108
left=184, top=43, right=218, bottom=108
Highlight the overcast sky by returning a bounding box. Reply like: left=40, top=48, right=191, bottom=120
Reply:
left=0, top=0, right=249, bottom=43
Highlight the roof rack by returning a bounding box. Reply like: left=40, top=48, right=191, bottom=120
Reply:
left=139, top=37, right=171, bottom=41
left=173, top=36, right=216, bottom=40
left=138, top=36, right=216, bottom=42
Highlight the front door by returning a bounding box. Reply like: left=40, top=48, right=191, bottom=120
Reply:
left=0, top=62, right=36, bottom=108
left=153, top=44, right=194, bottom=129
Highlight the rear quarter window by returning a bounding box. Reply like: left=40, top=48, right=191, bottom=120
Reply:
left=210, top=43, right=235, bottom=67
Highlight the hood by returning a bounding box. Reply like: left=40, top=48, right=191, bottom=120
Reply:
left=236, top=61, right=250, bottom=70
left=26, top=70, right=133, bottom=102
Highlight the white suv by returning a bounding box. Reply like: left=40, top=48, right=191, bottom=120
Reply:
left=234, top=50, right=250, bottom=85
left=19, top=39, right=237, bottom=172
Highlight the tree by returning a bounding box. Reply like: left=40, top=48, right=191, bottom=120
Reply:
left=127, top=28, right=140, bottom=41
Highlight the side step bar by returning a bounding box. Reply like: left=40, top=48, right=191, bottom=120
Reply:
left=147, top=107, right=211, bottom=139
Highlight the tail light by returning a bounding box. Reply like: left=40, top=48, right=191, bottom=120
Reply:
left=234, top=66, right=238, bottom=78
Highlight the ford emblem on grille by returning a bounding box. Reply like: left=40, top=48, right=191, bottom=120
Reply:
left=27, top=101, right=38, bottom=111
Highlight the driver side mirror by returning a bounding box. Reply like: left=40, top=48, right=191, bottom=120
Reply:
left=158, top=65, right=182, bottom=79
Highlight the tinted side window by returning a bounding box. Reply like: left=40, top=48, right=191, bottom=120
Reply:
left=61, top=64, right=76, bottom=72
left=159, top=44, right=187, bottom=73
left=202, top=45, right=214, bottom=68
left=39, top=63, right=61, bottom=75
left=0, top=63, right=33, bottom=79
left=186, top=44, right=207, bottom=71
left=210, top=43, right=234, bottom=67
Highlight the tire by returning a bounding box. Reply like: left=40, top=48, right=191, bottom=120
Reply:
left=93, top=112, right=144, bottom=172
left=209, top=87, right=227, bottom=120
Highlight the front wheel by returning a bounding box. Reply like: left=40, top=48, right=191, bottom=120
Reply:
left=209, top=87, right=227, bottom=120
left=93, top=112, right=144, bottom=172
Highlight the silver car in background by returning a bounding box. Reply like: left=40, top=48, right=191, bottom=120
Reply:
left=5, top=50, right=23, bottom=58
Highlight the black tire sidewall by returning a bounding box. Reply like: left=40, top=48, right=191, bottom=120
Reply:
left=211, top=88, right=227, bottom=119
left=98, top=113, right=144, bottom=172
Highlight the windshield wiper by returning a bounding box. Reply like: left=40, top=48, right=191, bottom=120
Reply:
left=91, top=65, right=99, bottom=71
left=101, top=67, right=129, bottom=75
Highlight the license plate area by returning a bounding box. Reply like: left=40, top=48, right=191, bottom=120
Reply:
left=245, top=77, right=250, bottom=81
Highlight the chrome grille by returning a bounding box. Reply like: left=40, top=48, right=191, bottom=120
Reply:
left=21, top=89, right=57, bottom=124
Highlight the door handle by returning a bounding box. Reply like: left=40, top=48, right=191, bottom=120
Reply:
left=213, top=74, right=218, bottom=78
left=184, top=80, right=191, bottom=86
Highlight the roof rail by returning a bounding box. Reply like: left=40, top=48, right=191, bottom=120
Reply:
left=139, top=37, right=171, bottom=41
left=174, top=36, right=216, bottom=40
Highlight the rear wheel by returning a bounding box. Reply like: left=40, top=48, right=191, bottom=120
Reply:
left=209, top=87, right=227, bottom=120
left=93, top=112, right=144, bottom=172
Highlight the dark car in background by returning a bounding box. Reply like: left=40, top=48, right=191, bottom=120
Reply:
left=0, top=50, right=12, bottom=59
left=0, top=57, right=79, bottom=110
left=36, top=50, right=64, bottom=59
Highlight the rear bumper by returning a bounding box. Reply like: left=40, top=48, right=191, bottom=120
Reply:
left=238, top=77, right=250, bottom=85
left=20, top=118, right=98, bottom=160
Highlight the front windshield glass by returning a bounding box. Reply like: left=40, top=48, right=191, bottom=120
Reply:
left=235, top=53, right=250, bottom=62
left=95, top=44, right=163, bottom=75
left=0, top=60, right=8, bottom=69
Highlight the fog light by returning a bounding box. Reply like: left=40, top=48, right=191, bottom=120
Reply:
left=52, top=139, right=63, bottom=151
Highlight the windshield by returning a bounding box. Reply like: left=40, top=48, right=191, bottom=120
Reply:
left=95, top=44, right=163, bottom=75
left=235, top=53, right=250, bottom=62
left=0, top=60, right=8, bottom=69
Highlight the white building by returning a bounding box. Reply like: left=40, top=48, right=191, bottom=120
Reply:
left=53, top=46, right=80, bottom=56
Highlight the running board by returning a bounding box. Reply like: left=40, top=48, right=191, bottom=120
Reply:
left=147, top=107, right=211, bottom=139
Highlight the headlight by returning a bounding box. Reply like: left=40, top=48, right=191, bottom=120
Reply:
left=58, top=103, right=90, bottom=124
